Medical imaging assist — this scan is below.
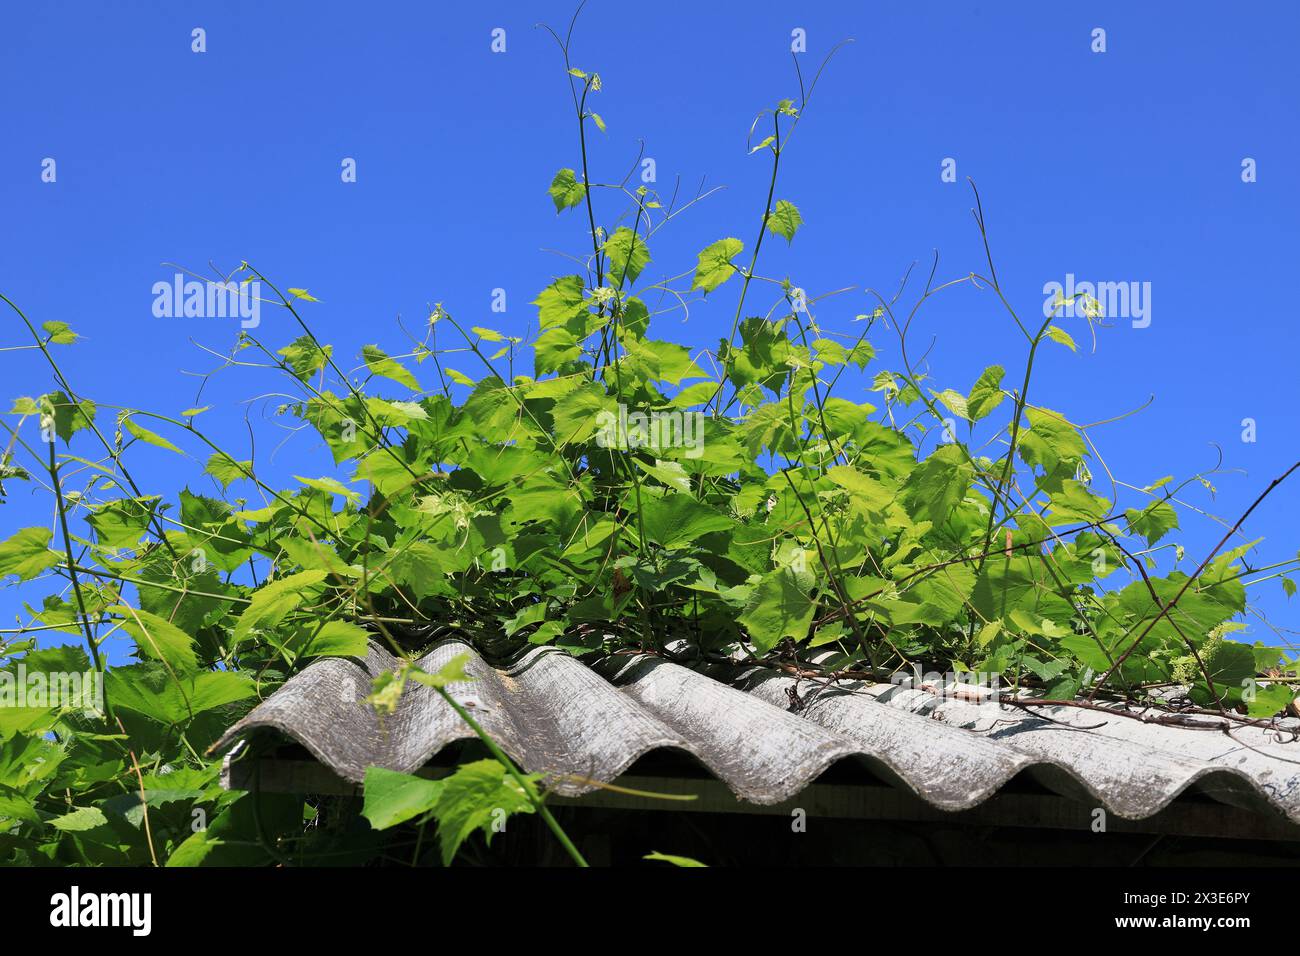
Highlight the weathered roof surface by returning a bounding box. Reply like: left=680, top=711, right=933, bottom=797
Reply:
left=214, top=639, right=1300, bottom=828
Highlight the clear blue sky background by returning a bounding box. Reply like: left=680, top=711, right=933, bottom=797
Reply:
left=1, top=1, right=1297, bottom=649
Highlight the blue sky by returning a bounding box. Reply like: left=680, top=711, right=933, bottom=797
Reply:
left=1, top=1, right=1297, bottom=647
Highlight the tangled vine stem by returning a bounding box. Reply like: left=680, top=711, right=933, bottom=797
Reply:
left=1090, top=460, right=1300, bottom=701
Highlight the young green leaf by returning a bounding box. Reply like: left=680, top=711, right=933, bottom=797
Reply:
left=278, top=336, right=333, bottom=381
left=205, top=452, right=251, bottom=489
left=603, top=226, right=650, bottom=285
left=42, top=391, right=96, bottom=444
left=295, top=474, right=361, bottom=504
left=0, top=527, right=61, bottom=581
left=547, top=168, right=586, bottom=212
left=1125, top=499, right=1179, bottom=547
left=9, top=396, right=40, bottom=416
left=409, top=653, right=474, bottom=689
left=692, top=238, right=744, bottom=293
left=766, top=200, right=802, bottom=242
left=1045, top=325, right=1078, bottom=351
left=42, top=320, right=79, bottom=345
left=362, top=344, right=421, bottom=391
left=966, top=365, right=1005, bottom=422
left=931, top=388, right=970, bottom=421
left=122, top=416, right=181, bottom=454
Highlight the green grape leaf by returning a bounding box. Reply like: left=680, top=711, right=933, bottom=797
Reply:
left=533, top=275, right=589, bottom=331
left=205, top=452, right=251, bottom=489
left=295, top=474, right=361, bottom=504
left=966, top=366, right=1005, bottom=422
left=603, top=226, right=650, bottom=285
left=233, top=570, right=330, bottom=646
left=362, top=767, right=445, bottom=830
left=931, top=388, right=970, bottom=421
left=1245, top=683, right=1294, bottom=718
left=43, top=391, right=96, bottom=444
left=42, top=321, right=79, bottom=345
left=638, top=493, right=734, bottom=550
left=430, top=759, right=536, bottom=865
left=301, top=620, right=370, bottom=659
left=766, top=200, right=803, bottom=242
left=692, top=238, right=744, bottom=293
left=1125, top=499, right=1179, bottom=547
left=548, top=168, right=586, bottom=212
left=0, top=527, right=61, bottom=581
left=738, top=567, right=817, bottom=653
left=901, top=445, right=972, bottom=527
left=278, top=336, right=333, bottom=381
left=49, top=806, right=109, bottom=832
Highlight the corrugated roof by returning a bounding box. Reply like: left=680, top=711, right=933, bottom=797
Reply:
left=214, top=639, right=1300, bottom=829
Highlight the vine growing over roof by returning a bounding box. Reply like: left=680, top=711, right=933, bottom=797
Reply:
left=0, top=5, right=1296, bottom=867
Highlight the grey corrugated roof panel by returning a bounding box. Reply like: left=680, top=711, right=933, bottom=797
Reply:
left=725, top=665, right=1300, bottom=822
left=213, top=639, right=1300, bottom=826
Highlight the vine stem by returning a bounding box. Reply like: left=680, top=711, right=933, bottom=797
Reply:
left=243, top=266, right=420, bottom=481
left=117, top=715, right=159, bottom=866
left=577, top=78, right=604, bottom=292
left=972, top=312, right=1056, bottom=576
left=709, top=112, right=781, bottom=418
left=2, top=291, right=180, bottom=561
left=1089, top=459, right=1300, bottom=700
left=47, top=437, right=110, bottom=715
left=1103, top=531, right=1221, bottom=707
